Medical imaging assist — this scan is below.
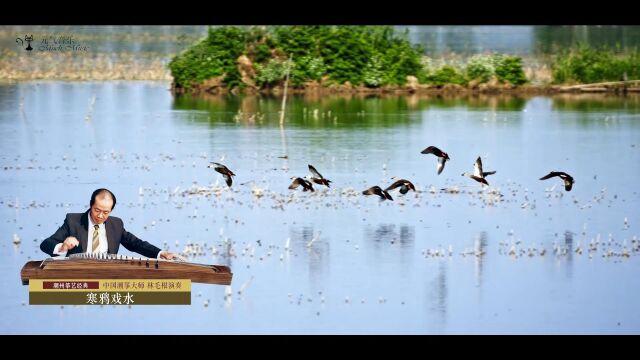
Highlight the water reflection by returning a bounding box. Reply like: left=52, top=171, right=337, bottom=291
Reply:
left=429, top=94, right=528, bottom=111
left=288, top=226, right=329, bottom=292
left=552, top=93, right=640, bottom=113
left=474, top=231, right=488, bottom=288
left=172, top=94, right=536, bottom=128
left=174, top=93, right=640, bottom=129
left=564, top=230, right=574, bottom=280
left=173, top=94, right=418, bottom=128
left=427, top=261, right=448, bottom=330
left=366, top=224, right=415, bottom=246
left=364, top=224, right=415, bottom=278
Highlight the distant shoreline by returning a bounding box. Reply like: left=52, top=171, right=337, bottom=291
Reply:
left=2, top=78, right=638, bottom=96
left=172, top=83, right=640, bottom=96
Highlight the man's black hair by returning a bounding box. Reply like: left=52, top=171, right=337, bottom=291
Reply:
left=90, top=188, right=117, bottom=210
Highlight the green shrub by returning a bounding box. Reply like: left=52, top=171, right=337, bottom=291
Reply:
left=427, top=65, right=467, bottom=86
left=290, top=56, right=326, bottom=86
left=363, top=55, right=385, bottom=87
left=170, top=25, right=430, bottom=90
left=466, top=55, right=495, bottom=83
left=253, top=43, right=272, bottom=64
left=380, top=36, right=425, bottom=85
left=493, top=55, right=527, bottom=85
left=552, top=44, right=640, bottom=84
left=416, top=57, right=434, bottom=83
left=255, top=58, right=293, bottom=87
left=169, top=26, right=246, bottom=89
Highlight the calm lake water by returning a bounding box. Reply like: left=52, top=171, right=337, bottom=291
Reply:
left=1, top=81, right=639, bottom=334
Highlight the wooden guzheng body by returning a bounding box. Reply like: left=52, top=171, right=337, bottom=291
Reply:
left=21, top=254, right=232, bottom=285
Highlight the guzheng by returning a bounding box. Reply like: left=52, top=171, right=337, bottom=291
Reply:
left=21, top=254, right=232, bottom=285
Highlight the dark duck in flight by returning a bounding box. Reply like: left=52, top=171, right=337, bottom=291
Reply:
left=288, top=177, right=315, bottom=192
left=362, top=186, right=393, bottom=201
left=420, top=146, right=450, bottom=175
left=308, top=164, right=332, bottom=188
left=208, top=162, right=236, bottom=187
left=462, top=156, right=494, bottom=186
left=539, top=171, right=574, bottom=191
left=385, top=179, right=416, bottom=195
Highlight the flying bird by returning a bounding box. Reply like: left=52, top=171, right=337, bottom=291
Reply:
left=288, top=177, right=315, bottom=192
left=539, top=171, right=574, bottom=191
left=208, top=162, right=235, bottom=187
left=362, top=186, right=393, bottom=201
left=308, top=164, right=332, bottom=187
left=385, top=179, right=416, bottom=195
left=474, top=156, right=496, bottom=178
left=421, top=146, right=450, bottom=175
left=462, top=156, right=493, bottom=186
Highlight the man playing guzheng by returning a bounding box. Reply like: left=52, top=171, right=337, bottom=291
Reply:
left=40, top=188, right=183, bottom=260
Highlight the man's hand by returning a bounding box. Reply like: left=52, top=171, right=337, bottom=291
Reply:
left=60, top=236, right=79, bottom=252
left=159, top=251, right=187, bottom=262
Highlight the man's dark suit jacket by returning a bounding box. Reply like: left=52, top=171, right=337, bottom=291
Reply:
left=40, top=210, right=161, bottom=258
